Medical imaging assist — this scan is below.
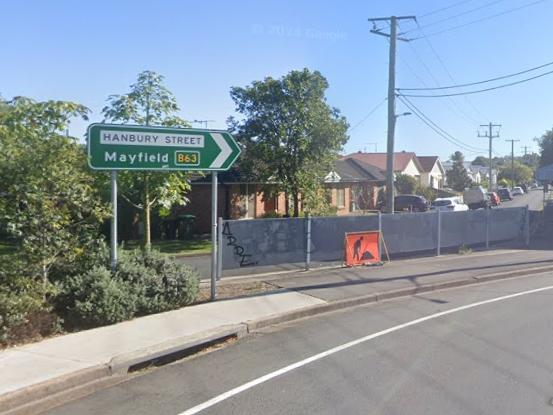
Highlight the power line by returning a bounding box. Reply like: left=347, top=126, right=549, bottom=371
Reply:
left=398, top=27, right=482, bottom=125
left=420, top=0, right=475, bottom=18
left=398, top=68, right=553, bottom=97
left=413, top=21, right=488, bottom=121
left=414, top=0, right=550, bottom=39
left=398, top=60, right=553, bottom=91
left=398, top=95, right=487, bottom=153
left=403, top=0, right=507, bottom=34
left=348, top=97, right=387, bottom=132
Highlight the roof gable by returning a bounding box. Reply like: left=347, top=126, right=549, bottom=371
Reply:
left=344, top=152, right=422, bottom=173
left=417, top=156, right=438, bottom=173
left=332, top=158, right=385, bottom=182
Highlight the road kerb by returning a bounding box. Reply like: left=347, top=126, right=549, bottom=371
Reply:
left=109, top=324, right=248, bottom=373
left=247, top=265, right=553, bottom=331
left=0, top=365, right=111, bottom=415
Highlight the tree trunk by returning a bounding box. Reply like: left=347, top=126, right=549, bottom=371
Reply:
left=293, top=192, right=300, bottom=217
left=144, top=174, right=151, bottom=249
left=284, top=192, right=290, bottom=217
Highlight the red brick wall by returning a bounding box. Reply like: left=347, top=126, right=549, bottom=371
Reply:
left=175, top=184, right=228, bottom=234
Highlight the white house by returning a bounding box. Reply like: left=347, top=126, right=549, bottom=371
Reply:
left=417, top=156, right=445, bottom=189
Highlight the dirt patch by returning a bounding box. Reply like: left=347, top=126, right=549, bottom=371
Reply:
left=196, top=280, right=281, bottom=303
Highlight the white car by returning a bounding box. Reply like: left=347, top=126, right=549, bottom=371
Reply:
left=512, top=186, right=524, bottom=196
left=430, top=197, right=469, bottom=212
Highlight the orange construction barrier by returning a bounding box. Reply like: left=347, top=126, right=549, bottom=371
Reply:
left=344, top=231, right=381, bottom=267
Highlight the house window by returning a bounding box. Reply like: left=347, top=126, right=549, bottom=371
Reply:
left=336, top=188, right=345, bottom=209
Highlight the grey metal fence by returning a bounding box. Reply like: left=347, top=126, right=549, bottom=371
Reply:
left=220, top=207, right=529, bottom=273
left=310, top=215, right=380, bottom=263
left=220, top=217, right=306, bottom=270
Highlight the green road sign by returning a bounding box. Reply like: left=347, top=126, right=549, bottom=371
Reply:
left=87, top=123, right=240, bottom=171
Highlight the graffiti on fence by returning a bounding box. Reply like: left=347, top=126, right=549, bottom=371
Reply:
left=222, top=222, right=258, bottom=267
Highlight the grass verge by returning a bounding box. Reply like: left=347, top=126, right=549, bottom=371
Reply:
left=121, top=238, right=211, bottom=256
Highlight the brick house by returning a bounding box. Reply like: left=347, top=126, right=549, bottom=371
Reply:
left=176, top=158, right=385, bottom=234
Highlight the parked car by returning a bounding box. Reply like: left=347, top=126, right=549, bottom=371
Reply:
left=387, top=195, right=429, bottom=212
left=430, top=197, right=469, bottom=212
left=487, top=192, right=501, bottom=206
left=517, top=183, right=528, bottom=193
left=463, top=186, right=490, bottom=210
left=512, top=186, right=524, bottom=196
left=497, top=188, right=513, bottom=201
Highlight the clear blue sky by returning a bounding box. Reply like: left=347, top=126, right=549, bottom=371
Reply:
left=2, top=0, right=553, bottom=161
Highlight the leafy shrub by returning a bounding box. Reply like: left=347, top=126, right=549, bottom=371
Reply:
left=458, top=244, right=473, bottom=255
left=117, top=249, right=199, bottom=315
left=55, top=249, right=199, bottom=329
left=58, top=266, right=137, bottom=329
left=0, top=261, right=59, bottom=346
left=261, top=211, right=283, bottom=219
left=415, top=185, right=438, bottom=202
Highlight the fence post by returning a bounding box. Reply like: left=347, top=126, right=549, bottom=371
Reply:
left=378, top=211, right=382, bottom=258
left=217, top=217, right=223, bottom=280
left=436, top=209, right=441, bottom=256
left=525, top=205, right=530, bottom=247
left=305, top=213, right=311, bottom=271
left=485, top=208, right=490, bottom=250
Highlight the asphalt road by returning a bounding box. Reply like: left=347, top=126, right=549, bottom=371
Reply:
left=498, top=188, right=544, bottom=210
left=48, top=273, right=553, bottom=415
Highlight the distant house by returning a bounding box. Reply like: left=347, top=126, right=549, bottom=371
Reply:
left=176, top=159, right=385, bottom=233
left=471, top=165, right=497, bottom=187
left=442, top=161, right=497, bottom=187
left=344, top=151, right=424, bottom=183
left=417, top=156, right=445, bottom=189
left=326, top=158, right=386, bottom=213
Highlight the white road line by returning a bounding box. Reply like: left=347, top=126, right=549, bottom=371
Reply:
left=178, top=284, right=553, bottom=415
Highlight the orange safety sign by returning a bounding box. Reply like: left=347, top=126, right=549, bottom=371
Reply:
left=344, top=231, right=381, bottom=267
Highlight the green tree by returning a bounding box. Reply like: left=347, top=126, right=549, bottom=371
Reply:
left=446, top=151, right=472, bottom=192
left=472, top=156, right=488, bottom=166
left=497, top=161, right=533, bottom=186
left=0, top=97, right=109, bottom=284
left=538, top=128, right=553, bottom=167
left=229, top=68, right=349, bottom=217
left=102, top=71, right=191, bottom=247
left=520, top=152, right=539, bottom=170
left=394, top=173, right=418, bottom=194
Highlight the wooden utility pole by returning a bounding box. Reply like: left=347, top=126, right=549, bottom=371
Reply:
left=478, top=123, right=501, bottom=191
left=368, top=15, right=416, bottom=213
left=506, top=139, right=520, bottom=187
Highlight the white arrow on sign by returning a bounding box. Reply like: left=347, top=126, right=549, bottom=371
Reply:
left=210, top=133, right=232, bottom=168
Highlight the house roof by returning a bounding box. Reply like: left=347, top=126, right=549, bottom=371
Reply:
left=417, top=156, right=439, bottom=173
left=192, top=158, right=386, bottom=186
left=344, top=151, right=422, bottom=172
left=332, top=158, right=385, bottom=182
left=190, top=167, right=259, bottom=184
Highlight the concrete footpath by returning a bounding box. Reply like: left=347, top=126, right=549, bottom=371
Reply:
left=2, top=247, right=553, bottom=414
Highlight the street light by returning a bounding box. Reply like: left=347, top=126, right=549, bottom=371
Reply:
left=395, top=112, right=411, bottom=118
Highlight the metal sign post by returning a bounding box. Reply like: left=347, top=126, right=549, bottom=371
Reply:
left=110, top=171, right=118, bottom=270
left=210, top=172, right=218, bottom=301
